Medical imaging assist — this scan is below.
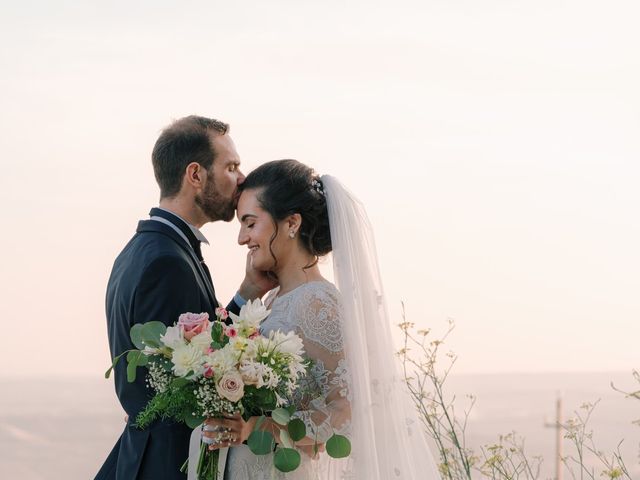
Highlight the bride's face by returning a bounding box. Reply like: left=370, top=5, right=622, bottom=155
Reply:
left=236, top=188, right=290, bottom=272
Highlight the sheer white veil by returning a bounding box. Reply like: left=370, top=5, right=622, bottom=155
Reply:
left=322, top=175, right=441, bottom=479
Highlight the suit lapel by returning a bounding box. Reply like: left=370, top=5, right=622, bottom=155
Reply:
left=137, top=220, right=218, bottom=308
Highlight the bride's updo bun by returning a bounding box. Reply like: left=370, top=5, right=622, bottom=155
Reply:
left=240, top=159, right=332, bottom=257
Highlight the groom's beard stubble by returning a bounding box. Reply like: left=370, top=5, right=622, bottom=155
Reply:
left=195, top=178, right=236, bottom=223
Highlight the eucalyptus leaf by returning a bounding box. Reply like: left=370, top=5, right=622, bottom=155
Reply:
left=326, top=434, right=351, bottom=458
left=130, top=324, right=145, bottom=349
left=271, top=408, right=291, bottom=426
left=127, top=350, right=149, bottom=367
left=104, top=350, right=128, bottom=379
left=140, top=321, right=167, bottom=348
left=186, top=414, right=205, bottom=429
left=126, top=358, right=138, bottom=382
left=287, top=418, right=306, bottom=442
left=125, top=351, right=148, bottom=382
left=247, top=430, right=274, bottom=455
left=273, top=448, right=301, bottom=473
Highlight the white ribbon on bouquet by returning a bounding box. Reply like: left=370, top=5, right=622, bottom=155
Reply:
left=187, top=424, right=228, bottom=480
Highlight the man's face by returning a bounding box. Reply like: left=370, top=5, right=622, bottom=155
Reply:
left=195, top=133, right=245, bottom=222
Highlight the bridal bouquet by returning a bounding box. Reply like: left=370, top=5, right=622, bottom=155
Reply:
left=105, top=299, right=325, bottom=479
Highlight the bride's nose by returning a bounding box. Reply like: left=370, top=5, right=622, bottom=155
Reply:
left=238, top=229, right=249, bottom=245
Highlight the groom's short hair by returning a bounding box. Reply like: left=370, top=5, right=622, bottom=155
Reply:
left=152, top=115, right=229, bottom=199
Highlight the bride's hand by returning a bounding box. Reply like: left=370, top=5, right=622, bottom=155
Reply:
left=202, top=413, right=255, bottom=450
left=238, top=252, right=278, bottom=300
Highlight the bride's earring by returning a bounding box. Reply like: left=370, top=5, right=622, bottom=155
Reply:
left=289, top=230, right=296, bottom=239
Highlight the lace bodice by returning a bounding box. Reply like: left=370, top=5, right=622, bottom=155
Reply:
left=261, top=281, right=352, bottom=441
left=262, top=281, right=344, bottom=353
left=224, top=280, right=352, bottom=480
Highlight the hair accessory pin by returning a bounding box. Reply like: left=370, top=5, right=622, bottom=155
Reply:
left=312, top=178, right=325, bottom=196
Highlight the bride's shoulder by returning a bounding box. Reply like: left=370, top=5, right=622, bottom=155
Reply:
left=302, top=279, right=341, bottom=299
left=292, top=281, right=344, bottom=352
left=263, top=287, right=280, bottom=309
left=292, top=280, right=343, bottom=317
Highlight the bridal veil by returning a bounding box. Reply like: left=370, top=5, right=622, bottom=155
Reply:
left=322, top=175, right=441, bottom=479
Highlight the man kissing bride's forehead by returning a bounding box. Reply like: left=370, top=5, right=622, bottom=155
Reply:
left=151, top=116, right=245, bottom=224
left=97, top=115, right=439, bottom=480
left=96, top=115, right=275, bottom=480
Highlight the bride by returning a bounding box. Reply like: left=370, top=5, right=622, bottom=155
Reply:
left=203, top=159, right=440, bottom=479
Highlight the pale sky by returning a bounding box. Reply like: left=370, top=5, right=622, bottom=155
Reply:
left=1, top=0, right=638, bottom=377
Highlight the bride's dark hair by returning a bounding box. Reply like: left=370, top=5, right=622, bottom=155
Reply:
left=239, top=159, right=332, bottom=262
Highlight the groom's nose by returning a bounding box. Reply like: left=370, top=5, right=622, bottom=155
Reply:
left=237, top=169, right=246, bottom=185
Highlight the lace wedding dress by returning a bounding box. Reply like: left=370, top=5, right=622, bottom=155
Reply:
left=222, top=175, right=440, bottom=480
left=224, top=280, right=352, bottom=480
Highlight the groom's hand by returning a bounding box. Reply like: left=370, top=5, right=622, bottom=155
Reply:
left=238, top=252, right=278, bottom=300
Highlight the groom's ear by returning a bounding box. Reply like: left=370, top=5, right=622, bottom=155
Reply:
left=184, top=162, right=207, bottom=190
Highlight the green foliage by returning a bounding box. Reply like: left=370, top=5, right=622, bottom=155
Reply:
left=242, top=386, right=277, bottom=416
left=140, top=321, right=167, bottom=349
left=287, top=418, right=306, bottom=442
left=210, top=322, right=226, bottom=349
left=104, top=350, right=129, bottom=379
left=130, top=324, right=145, bottom=349
left=185, top=412, right=206, bottom=429
left=126, top=350, right=148, bottom=382
left=248, top=430, right=275, bottom=455
left=134, top=380, right=197, bottom=429
left=326, top=434, right=351, bottom=458
left=274, top=448, right=301, bottom=472
left=271, top=408, right=291, bottom=426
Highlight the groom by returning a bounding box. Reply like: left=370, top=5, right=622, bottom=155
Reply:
left=96, top=116, right=274, bottom=480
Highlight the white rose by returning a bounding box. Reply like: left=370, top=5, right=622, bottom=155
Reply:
left=160, top=325, right=185, bottom=350
left=171, top=343, right=204, bottom=377
left=216, top=372, right=245, bottom=402
left=189, top=331, right=212, bottom=353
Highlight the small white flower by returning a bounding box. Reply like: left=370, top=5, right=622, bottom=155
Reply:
left=160, top=325, right=185, bottom=350
left=275, top=392, right=286, bottom=407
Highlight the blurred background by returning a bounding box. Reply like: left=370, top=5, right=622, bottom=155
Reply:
left=0, top=1, right=638, bottom=478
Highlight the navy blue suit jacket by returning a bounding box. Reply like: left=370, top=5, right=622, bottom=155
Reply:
left=96, top=216, right=240, bottom=480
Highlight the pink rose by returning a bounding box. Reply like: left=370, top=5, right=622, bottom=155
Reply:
left=225, top=326, right=238, bottom=338
left=178, top=312, right=210, bottom=341
left=203, top=365, right=215, bottom=379
left=216, top=372, right=244, bottom=402
left=215, top=307, right=229, bottom=320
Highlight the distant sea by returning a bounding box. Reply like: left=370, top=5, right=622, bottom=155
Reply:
left=0, top=372, right=637, bottom=479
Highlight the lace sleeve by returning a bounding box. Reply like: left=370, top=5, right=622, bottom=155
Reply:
left=291, top=284, right=351, bottom=443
